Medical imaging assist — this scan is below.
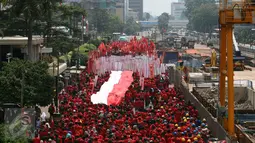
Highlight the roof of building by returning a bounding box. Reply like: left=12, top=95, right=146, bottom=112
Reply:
left=185, top=49, right=199, bottom=54
left=0, top=36, right=43, bottom=45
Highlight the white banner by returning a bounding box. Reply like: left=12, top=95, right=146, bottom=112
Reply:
left=92, top=55, right=165, bottom=77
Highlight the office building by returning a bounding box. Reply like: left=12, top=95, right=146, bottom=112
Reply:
left=81, top=0, right=116, bottom=14
left=128, top=8, right=139, bottom=21
left=115, top=0, right=129, bottom=23
left=171, top=1, right=186, bottom=20
left=129, top=0, right=143, bottom=20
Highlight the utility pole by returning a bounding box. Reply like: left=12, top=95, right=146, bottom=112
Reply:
left=81, top=15, right=84, bottom=45
left=21, top=70, right=24, bottom=108
left=56, top=55, right=60, bottom=113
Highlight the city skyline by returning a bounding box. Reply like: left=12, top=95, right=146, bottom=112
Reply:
left=144, top=0, right=178, bottom=16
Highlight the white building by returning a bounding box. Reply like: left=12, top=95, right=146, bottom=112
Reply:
left=0, top=36, right=51, bottom=62
left=171, top=1, right=186, bottom=20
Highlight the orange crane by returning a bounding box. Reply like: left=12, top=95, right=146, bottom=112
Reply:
left=219, top=0, right=255, bottom=139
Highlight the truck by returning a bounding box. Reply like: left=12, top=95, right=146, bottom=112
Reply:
left=181, top=37, right=196, bottom=49
left=157, top=49, right=179, bottom=64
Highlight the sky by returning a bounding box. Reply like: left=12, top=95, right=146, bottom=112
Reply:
left=144, top=0, right=178, bottom=16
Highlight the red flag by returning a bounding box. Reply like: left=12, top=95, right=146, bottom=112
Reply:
left=99, top=42, right=106, bottom=56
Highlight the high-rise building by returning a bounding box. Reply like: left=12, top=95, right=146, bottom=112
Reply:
left=128, top=8, right=139, bottom=21
left=129, top=0, right=143, bottom=20
left=81, top=0, right=116, bottom=14
left=115, top=0, right=129, bottom=23
left=171, top=1, right=186, bottom=20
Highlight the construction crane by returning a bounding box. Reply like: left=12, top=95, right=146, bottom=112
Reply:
left=219, top=0, right=255, bottom=139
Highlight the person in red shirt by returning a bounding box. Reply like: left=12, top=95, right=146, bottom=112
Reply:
left=32, top=134, right=40, bottom=143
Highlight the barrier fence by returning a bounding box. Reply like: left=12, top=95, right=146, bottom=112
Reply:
left=167, top=67, right=229, bottom=140
left=167, top=66, right=255, bottom=142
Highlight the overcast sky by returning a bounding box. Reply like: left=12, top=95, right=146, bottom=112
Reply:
left=144, top=0, right=178, bottom=16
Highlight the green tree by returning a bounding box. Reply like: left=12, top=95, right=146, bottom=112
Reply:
left=0, top=1, right=86, bottom=59
left=184, top=0, right=217, bottom=32
left=235, top=27, right=255, bottom=45
left=56, top=4, right=87, bottom=37
left=0, top=59, right=54, bottom=106
left=88, top=8, right=124, bottom=35
left=88, top=8, right=110, bottom=34
left=0, top=0, right=61, bottom=60
left=145, top=12, right=151, bottom=21
left=124, top=17, right=141, bottom=35
left=106, top=15, right=124, bottom=34
left=158, top=13, right=170, bottom=34
left=190, top=4, right=218, bottom=33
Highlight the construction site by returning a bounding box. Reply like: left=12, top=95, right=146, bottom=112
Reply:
left=155, top=1, right=255, bottom=142
left=160, top=42, right=255, bottom=142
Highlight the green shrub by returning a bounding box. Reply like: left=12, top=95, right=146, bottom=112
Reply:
left=71, top=52, right=88, bottom=66
left=207, top=42, right=213, bottom=47
left=88, top=39, right=101, bottom=47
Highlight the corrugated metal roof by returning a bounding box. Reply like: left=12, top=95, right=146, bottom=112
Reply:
left=185, top=49, right=199, bottom=54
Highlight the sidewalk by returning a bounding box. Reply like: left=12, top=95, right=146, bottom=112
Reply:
left=39, top=106, right=50, bottom=119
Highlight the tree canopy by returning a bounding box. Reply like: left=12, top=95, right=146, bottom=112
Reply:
left=0, top=0, right=87, bottom=58
left=0, top=59, right=54, bottom=106
left=158, top=13, right=170, bottom=34
left=145, top=12, right=151, bottom=21
left=88, top=8, right=124, bottom=34
left=235, top=27, right=255, bottom=45
left=184, top=0, right=218, bottom=33
left=0, top=0, right=62, bottom=60
left=124, top=17, right=141, bottom=35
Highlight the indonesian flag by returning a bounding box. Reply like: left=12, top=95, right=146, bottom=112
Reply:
left=91, top=71, right=133, bottom=106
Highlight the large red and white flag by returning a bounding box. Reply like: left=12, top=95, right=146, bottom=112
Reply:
left=91, top=71, right=133, bottom=106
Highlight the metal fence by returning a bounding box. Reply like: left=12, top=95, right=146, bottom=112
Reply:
left=247, top=87, right=255, bottom=110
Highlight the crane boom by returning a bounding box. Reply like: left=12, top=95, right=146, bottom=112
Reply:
left=233, top=31, right=239, bottom=52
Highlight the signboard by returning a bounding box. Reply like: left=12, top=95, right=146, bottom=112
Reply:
left=4, top=108, right=35, bottom=139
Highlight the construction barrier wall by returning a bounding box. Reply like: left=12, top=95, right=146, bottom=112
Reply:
left=247, top=87, right=255, bottom=110
left=167, top=67, right=230, bottom=140
left=181, top=84, right=229, bottom=140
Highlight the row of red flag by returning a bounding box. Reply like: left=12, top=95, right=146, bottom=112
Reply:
left=97, top=37, right=156, bottom=57
left=88, top=37, right=157, bottom=73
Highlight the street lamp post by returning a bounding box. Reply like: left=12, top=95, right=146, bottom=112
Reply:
left=6, top=53, right=12, bottom=63
left=64, top=69, right=71, bottom=87
left=76, top=59, right=80, bottom=90
left=55, top=55, right=60, bottom=114
left=21, top=71, right=25, bottom=108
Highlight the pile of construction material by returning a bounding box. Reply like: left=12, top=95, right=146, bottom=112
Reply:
left=196, top=88, right=253, bottom=110
left=189, top=73, right=204, bottom=83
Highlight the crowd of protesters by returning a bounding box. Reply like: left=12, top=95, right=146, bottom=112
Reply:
left=34, top=70, right=211, bottom=143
